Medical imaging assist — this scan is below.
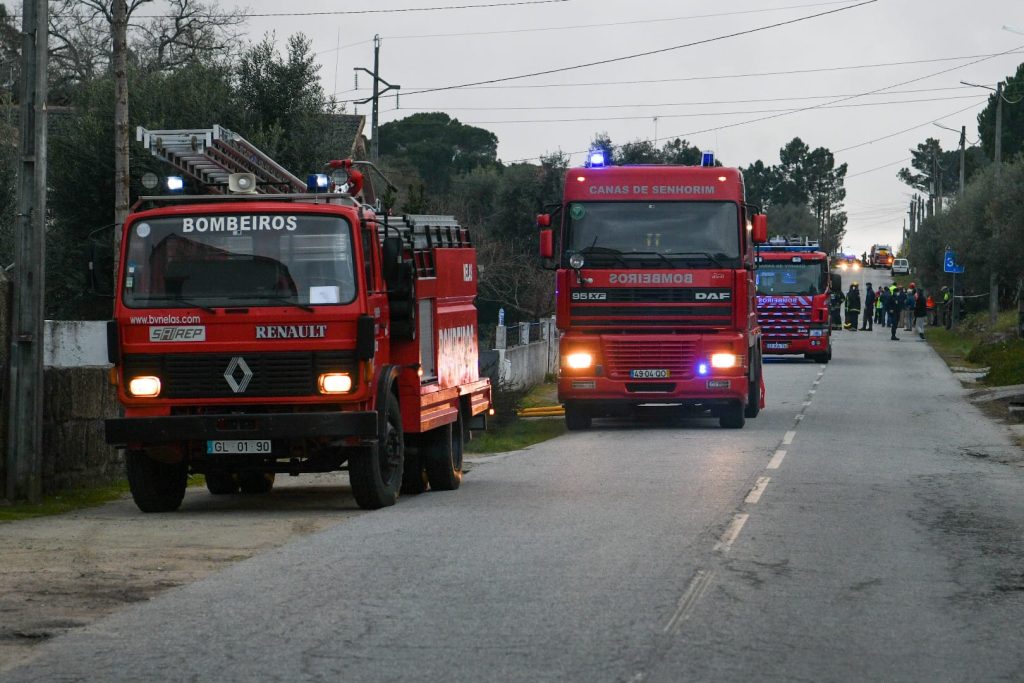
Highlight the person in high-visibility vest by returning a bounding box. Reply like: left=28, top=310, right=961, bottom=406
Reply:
left=941, top=286, right=952, bottom=328
left=926, top=294, right=936, bottom=326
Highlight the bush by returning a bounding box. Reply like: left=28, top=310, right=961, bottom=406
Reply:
left=967, top=338, right=1024, bottom=385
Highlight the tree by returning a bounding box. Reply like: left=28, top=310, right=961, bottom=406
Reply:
left=378, top=112, right=498, bottom=192
left=236, top=33, right=337, bottom=176
left=978, top=61, right=1024, bottom=164
left=741, top=160, right=774, bottom=210
left=765, top=203, right=817, bottom=240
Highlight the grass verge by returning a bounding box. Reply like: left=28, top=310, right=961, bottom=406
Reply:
left=0, top=481, right=131, bottom=523
left=927, top=310, right=1024, bottom=385
left=467, top=381, right=565, bottom=454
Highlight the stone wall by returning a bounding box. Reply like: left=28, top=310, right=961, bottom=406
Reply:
left=42, top=367, right=122, bottom=495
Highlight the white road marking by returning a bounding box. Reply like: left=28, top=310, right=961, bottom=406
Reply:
left=802, top=401, right=812, bottom=408
left=663, top=569, right=715, bottom=633
left=783, top=430, right=796, bottom=444
left=795, top=414, right=804, bottom=422
left=714, top=513, right=749, bottom=553
left=767, top=449, right=786, bottom=469
left=745, top=476, right=771, bottom=504
left=808, top=389, right=816, bottom=395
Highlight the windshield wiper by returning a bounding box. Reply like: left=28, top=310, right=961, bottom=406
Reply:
left=146, top=295, right=217, bottom=313
left=233, top=295, right=315, bottom=312
left=664, top=251, right=728, bottom=268
left=621, top=251, right=678, bottom=269
left=580, top=245, right=629, bottom=267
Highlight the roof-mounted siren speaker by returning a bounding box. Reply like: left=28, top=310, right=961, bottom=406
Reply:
left=228, top=173, right=258, bottom=194
left=700, top=150, right=715, bottom=167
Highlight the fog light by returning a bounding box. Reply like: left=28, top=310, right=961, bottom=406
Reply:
left=128, top=375, right=161, bottom=397
left=318, top=373, right=352, bottom=394
left=711, top=353, right=737, bottom=369
left=565, top=352, right=594, bottom=369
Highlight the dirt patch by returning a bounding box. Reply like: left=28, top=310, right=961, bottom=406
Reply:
left=0, top=474, right=364, bottom=673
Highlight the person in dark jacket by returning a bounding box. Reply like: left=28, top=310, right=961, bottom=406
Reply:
left=860, top=283, right=875, bottom=330
left=885, top=285, right=900, bottom=340
left=830, top=287, right=845, bottom=329
left=844, top=282, right=861, bottom=331
left=914, top=287, right=928, bottom=339
left=878, top=286, right=891, bottom=327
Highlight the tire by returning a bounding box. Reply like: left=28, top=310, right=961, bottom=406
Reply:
left=424, top=413, right=464, bottom=491
left=205, top=471, right=239, bottom=495
left=744, top=351, right=761, bottom=419
left=349, top=391, right=404, bottom=509
left=238, top=471, right=275, bottom=494
left=564, top=403, right=592, bottom=431
left=125, top=450, right=187, bottom=513
left=719, top=401, right=746, bottom=429
left=400, top=440, right=429, bottom=495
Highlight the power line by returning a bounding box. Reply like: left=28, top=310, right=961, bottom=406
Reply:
left=443, top=95, right=986, bottom=126
left=313, top=0, right=856, bottom=52
left=21, top=0, right=577, bottom=20
left=336, top=0, right=879, bottom=103
left=834, top=100, right=988, bottom=153
left=363, top=51, right=1024, bottom=96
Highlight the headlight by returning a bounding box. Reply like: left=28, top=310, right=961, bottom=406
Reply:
left=809, top=329, right=825, bottom=337
left=565, top=352, right=594, bottom=369
left=839, top=263, right=848, bottom=270
left=853, top=262, right=861, bottom=270
left=318, top=372, right=352, bottom=394
left=710, top=353, right=737, bottom=369
left=128, top=375, right=161, bottom=397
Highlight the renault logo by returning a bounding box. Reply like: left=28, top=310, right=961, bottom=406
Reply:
left=224, top=357, right=254, bottom=393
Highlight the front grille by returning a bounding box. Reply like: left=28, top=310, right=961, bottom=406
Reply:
left=603, top=338, right=698, bottom=381
left=124, top=351, right=356, bottom=399
left=571, top=287, right=733, bottom=330
left=758, top=307, right=812, bottom=339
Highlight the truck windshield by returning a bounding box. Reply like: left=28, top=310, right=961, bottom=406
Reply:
left=564, top=201, right=740, bottom=268
left=122, top=214, right=357, bottom=309
left=756, top=261, right=828, bottom=296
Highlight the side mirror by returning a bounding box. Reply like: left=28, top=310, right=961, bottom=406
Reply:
left=536, top=213, right=551, bottom=228
left=539, top=229, right=553, bottom=259
left=751, top=214, right=768, bottom=244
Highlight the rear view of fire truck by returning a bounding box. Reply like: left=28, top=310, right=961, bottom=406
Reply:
left=104, top=126, right=491, bottom=512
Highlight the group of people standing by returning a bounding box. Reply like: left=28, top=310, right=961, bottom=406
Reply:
left=832, top=282, right=938, bottom=341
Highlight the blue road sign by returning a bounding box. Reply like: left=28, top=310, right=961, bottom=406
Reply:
left=944, top=249, right=965, bottom=274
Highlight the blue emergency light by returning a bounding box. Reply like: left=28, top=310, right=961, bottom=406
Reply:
left=697, top=362, right=709, bottom=377
left=701, top=151, right=715, bottom=167
left=306, top=174, right=330, bottom=192
left=165, top=176, right=184, bottom=193
left=587, top=148, right=607, bottom=168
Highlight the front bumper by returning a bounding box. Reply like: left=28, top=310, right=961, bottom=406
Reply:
left=105, top=411, right=378, bottom=446
left=558, top=374, right=748, bottom=406
left=761, top=335, right=828, bottom=355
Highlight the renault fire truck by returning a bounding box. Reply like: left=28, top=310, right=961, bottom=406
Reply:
left=538, top=152, right=768, bottom=430
left=105, top=126, right=491, bottom=513
left=755, top=236, right=833, bottom=363
left=869, top=244, right=893, bottom=269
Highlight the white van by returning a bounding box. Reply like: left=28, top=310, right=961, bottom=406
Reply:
left=891, top=258, right=910, bottom=275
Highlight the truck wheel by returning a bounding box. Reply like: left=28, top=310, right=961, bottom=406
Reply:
left=564, top=404, right=592, bottom=431
left=238, top=472, right=275, bottom=494
left=719, top=402, right=746, bottom=429
left=126, top=450, right=187, bottom=513
left=400, top=440, right=429, bottom=495
left=425, top=414, right=464, bottom=491
left=205, top=471, right=239, bottom=495
left=744, top=353, right=761, bottom=418
left=349, top=392, right=404, bottom=509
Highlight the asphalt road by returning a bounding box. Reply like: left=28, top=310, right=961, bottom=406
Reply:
left=7, top=268, right=1024, bottom=682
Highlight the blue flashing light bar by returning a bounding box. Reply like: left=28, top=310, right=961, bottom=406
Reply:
left=587, top=148, right=607, bottom=168
left=165, top=176, right=184, bottom=193
left=761, top=245, right=822, bottom=253
left=306, top=174, right=330, bottom=192
left=697, top=362, right=709, bottom=377
left=700, top=151, right=715, bottom=167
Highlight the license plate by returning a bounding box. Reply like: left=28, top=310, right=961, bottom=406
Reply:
left=206, top=440, right=272, bottom=454
left=765, top=342, right=789, bottom=350
left=630, top=369, right=669, bottom=379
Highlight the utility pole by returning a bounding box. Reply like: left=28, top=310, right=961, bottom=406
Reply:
left=958, top=125, right=966, bottom=197
left=112, top=0, right=129, bottom=274
left=354, top=35, right=400, bottom=161
left=989, top=81, right=1003, bottom=325
left=6, top=0, right=48, bottom=503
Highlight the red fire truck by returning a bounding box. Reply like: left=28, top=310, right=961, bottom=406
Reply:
left=105, top=126, right=491, bottom=512
left=538, top=152, right=768, bottom=429
left=755, top=237, right=834, bottom=363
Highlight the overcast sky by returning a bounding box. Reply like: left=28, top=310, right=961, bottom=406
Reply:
left=214, top=0, right=1021, bottom=256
